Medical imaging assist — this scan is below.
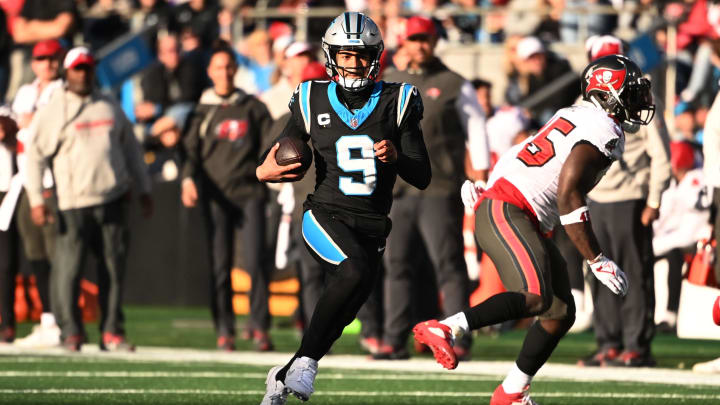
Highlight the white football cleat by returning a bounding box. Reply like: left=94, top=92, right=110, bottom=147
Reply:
left=284, top=356, right=318, bottom=401
left=14, top=324, right=61, bottom=348
left=260, top=366, right=288, bottom=405
left=693, top=357, right=720, bottom=373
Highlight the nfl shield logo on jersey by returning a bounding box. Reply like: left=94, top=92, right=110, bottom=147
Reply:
left=350, top=117, right=359, bottom=128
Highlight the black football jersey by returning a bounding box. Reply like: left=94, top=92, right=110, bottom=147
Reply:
left=286, top=80, right=428, bottom=218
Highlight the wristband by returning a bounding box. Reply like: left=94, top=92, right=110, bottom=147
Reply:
left=559, top=206, right=590, bottom=225
left=587, top=253, right=604, bottom=265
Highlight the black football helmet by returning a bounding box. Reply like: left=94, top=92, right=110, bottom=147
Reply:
left=581, top=55, right=655, bottom=126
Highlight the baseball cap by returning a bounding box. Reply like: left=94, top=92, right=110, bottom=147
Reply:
left=670, top=141, right=695, bottom=171
left=516, top=36, right=544, bottom=60
left=405, top=16, right=436, bottom=39
left=64, top=46, right=95, bottom=69
left=586, top=35, right=624, bottom=61
left=301, top=61, right=330, bottom=82
left=285, top=42, right=312, bottom=58
left=32, top=39, right=63, bottom=58
left=269, top=21, right=293, bottom=41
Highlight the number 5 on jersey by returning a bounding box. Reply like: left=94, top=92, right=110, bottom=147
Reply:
left=336, top=135, right=377, bottom=195
left=517, top=117, right=576, bottom=167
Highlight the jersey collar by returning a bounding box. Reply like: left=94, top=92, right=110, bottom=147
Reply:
left=328, top=81, right=383, bottom=130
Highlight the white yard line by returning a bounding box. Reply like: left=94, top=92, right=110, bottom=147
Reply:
left=1, top=344, right=718, bottom=387
left=0, top=389, right=717, bottom=401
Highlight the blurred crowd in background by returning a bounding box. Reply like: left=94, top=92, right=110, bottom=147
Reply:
left=0, top=0, right=719, bottom=371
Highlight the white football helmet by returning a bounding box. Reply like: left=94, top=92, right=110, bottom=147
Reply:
left=321, top=12, right=384, bottom=91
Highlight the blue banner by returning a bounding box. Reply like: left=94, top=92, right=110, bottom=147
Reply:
left=628, top=33, right=663, bottom=73
left=95, top=33, right=153, bottom=89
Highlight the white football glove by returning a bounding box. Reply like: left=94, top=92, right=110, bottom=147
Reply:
left=588, top=254, right=629, bottom=296
left=460, top=180, right=486, bottom=211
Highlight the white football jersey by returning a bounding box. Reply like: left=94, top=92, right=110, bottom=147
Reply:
left=487, top=101, right=624, bottom=231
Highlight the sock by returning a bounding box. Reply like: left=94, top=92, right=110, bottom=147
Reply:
left=40, top=313, right=56, bottom=328
left=516, top=321, right=564, bottom=376
left=440, top=312, right=469, bottom=342
left=571, top=289, right=584, bottom=312
left=276, top=354, right=299, bottom=382
left=502, top=363, right=533, bottom=394
left=463, top=292, right=528, bottom=330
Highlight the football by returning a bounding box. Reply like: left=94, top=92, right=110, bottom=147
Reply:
left=275, top=136, right=312, bottom=174
left=713, top=296, right=720, bottom=326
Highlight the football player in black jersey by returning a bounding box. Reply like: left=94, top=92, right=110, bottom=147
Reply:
left=256, top=12, right=431, bottom=405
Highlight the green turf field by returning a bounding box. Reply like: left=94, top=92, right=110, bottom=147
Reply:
left=1, top=306, right=719, bottom=405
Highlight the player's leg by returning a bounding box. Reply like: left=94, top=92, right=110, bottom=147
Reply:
left=202, top=194, right=237, bottom=349
left=552, top=227, right=589, bottom=333
left=491, top=241, right=575, bottom=405
left=414, top=199, right=554, bottom=370
left=241, top=196, right=273, bottom=351
left=380, top=196, right=419, bottom=355
left=264, top=208, right=382, bottom=402
left=416, top=196, right=471, bottom=356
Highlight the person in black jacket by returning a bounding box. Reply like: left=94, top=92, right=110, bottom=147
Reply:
left=136, top=34, right=205, bottom=129
left=181, top=43, right=274, bottom=352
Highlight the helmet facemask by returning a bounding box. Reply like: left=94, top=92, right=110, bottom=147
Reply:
left=322, top=43, right=383, bottom=92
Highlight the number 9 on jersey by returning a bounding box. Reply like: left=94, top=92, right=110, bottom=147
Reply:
left=336, top=135, right=377, bottom=196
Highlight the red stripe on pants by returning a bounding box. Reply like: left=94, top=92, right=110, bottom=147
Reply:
left=490, top=200, right=541, bottom=295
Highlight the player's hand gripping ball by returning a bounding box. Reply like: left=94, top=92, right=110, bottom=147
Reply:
left=276, top=137, right=313, bottom=174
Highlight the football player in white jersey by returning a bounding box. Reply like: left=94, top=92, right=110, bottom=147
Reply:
left=412, top=55, right=655, bottom=405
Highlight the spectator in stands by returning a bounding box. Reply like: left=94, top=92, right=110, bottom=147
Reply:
left=235, top=30, right=276, bottom=95
left=135, top=33, right=204, bottom=137
left=653, top=141, right=711, bottom=333
left=83, top=0, right=132, bottom=51
left=379, top=16, right=489, bottom=360
left=261, top=42, right=315, bottom=120
left=128, top=0, right=177, bottom=47
left=0, top=6, right=12, bottom=102
left=174, top=0, right=219, bottom=51
left=0, top=108, right=19, bottom=343
left=25, top=47, right=153, bottom=352
left=560, top=0, right=617, bottom=43
left=704, top=90, right=720, bottom=287
left=505, top=36, right=579, bottom=125
left=12, top=0, right=76, bottom=45
left=471, top=78, right=495, bottom=118
left=485, top=106, right=530, bottom=167
left=181, top=43, right=274, bottom=352
left=10, top=40, right=65, bottom=348
left=146, top=103, right=192, bottom=182
left=576, top=41, right=671, bottom=367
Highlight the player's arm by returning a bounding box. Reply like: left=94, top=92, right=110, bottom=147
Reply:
left=558, top=142, right=628, bottom=296
left=393, top=90, right=431, bottom=190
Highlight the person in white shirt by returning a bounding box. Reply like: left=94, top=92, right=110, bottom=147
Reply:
left=7, top=39, right=64, bottom=347
left=653, top=141, right=711, bottom=332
